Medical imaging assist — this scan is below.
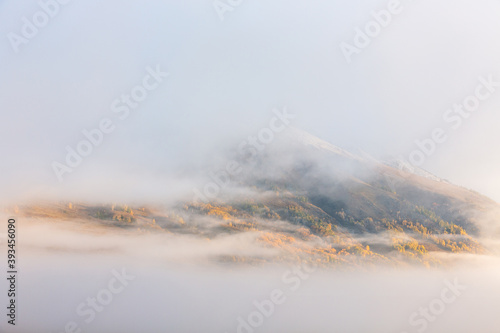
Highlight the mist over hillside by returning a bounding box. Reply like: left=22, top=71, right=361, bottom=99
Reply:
left=2, top=129, right=500, bottom=333
left=7, top=129, right=500, bottom=267
left=2, top=0, right=500, bottom=332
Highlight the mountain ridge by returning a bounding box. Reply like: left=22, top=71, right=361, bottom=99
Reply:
left=7, top=129, right=500, bottom=268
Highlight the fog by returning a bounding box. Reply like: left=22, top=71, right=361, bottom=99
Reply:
left=1, top=218, right=500, bottom=333
left=2, top=0, right=500, bottom=332
left=1, top=0, right=500, bottom=203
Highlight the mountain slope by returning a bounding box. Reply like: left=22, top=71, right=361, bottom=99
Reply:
left=8, top=129, right=500, bottom=268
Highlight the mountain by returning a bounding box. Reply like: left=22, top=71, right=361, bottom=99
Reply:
left=10, top=129, right=500, bottom=268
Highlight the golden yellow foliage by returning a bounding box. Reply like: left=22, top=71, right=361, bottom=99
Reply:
left=259, top=233, right=296, bottom=248
left=196, top=204, right=236, bottom=220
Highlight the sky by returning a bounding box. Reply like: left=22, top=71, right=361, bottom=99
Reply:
left=1, top=0, right=500, bottom=203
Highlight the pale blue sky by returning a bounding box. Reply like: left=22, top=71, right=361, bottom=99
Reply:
left=1, top=0, right=500, bottom=202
